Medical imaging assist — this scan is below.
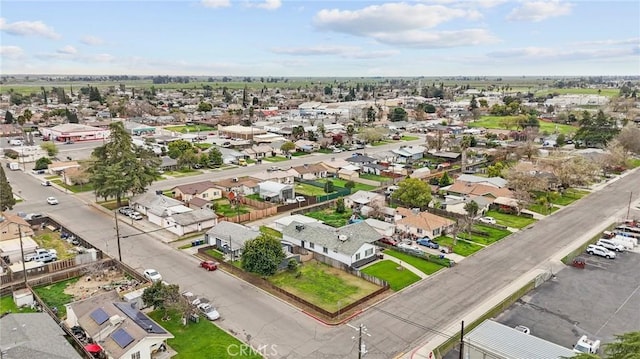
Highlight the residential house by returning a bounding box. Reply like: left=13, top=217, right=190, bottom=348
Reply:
left=337, top=167, right=360, bottom=181
left=162, top=208, right=218, bottom=236
left=258, top=181, right=294, bottom=202
left=130, top=193, right=192, bottom=227
left=271, top=214, right=322, bottom=232
left=171, top=181, right=222, bottom=202
left=242, top=144, right=275, bottom=160
left=0, top=212, right=34, bottom=240
left=463, top=320, right=576, bottom=359
left=345, top=154, right=377, bottom=168
left=47, top=161, right=81, bottom=175
left=158, top=156, right=178, bottom=171
left=431, top=151, right=462, bottom=162
left=1, top=313, right=84, bottom=359
left=187, top=197, right=212, bottom=210
left=446, top=181, right=514, bottom=201
left=213, top=177, right=259, bottom=196
left=456, top=174, right=508, bottom=188
left=291, top=164, right=328, bottom=180
left=321, top=158, right=351, bottom=174
left=409, top=167, right=432, bottom=180
left=392, top=145, right=426, bottom=164
left=205, top=222, right=260, bottom=259
left=65, top=291, right=173, bottom=359
left=442, top=195, right=492, bottom=216
left=282, top=221, right=382, bottom=268
left=294, top=139, right=319, bottom=152
left=395, top=207, right=455, bottom=239
left=364, top=218, right=396, bottom=237
left=251, top=168, right=297, bottom=184
left=345, top=191, right=386, bottom=212
left=215, top=147, right=247, bottom=165
left=361, top=162, right=387, bottom=176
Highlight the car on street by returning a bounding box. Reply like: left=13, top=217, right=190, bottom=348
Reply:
left=379, top=237, right=399, bottom=246
left=200, top=260, right=218, bottom=271
left=586, top=244, right=616, bottom=259
left=46, top=197, right=59, bottom=205
left=416, top=238, right=440, bottom=249
left=41, top=180, right=51, bottom=186
left=197, top=302, right=220, bottom=321
left=596, top=239, right=626, bottom=252
left=128, top=211, right=143, bottom=220
left=514, top=325, right=530, bottom=334
left=478, top=216, right=497, bottom=225
left=143, top=269, right=163, bottom=282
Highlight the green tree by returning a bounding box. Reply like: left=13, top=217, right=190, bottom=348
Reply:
left=392, top=178, right=432, bottom=209
left=366, top=106, right=376, bottom=122
left=89, top=87, right=103, bottom=103
left=167, top=140, right=193, bottom=159
left=389, top=107, right=408, bottom=122
left=34, top=157, right=52, bottom=170
left=22, top=109, right=33, bottom=123
left=4, top=111, right=14, bottom=124
left=556, top=133, right=566, bottom=147
left=207, top=147, right=223, bottom=167
left=317, top=123, right=326, bottom=138
left=292, top=126, right=305, bottom=140
left=178, top=149, right=199, bottom=169
left=574, top=109, right=618, bottom=147
left=464, top=200, right=479, bottom=217
left=335, top=197, right=346, bottom=213
left=241, top=233, right=286, bottom=276
left=40, top=142, right=59, bottom=157
left=346, top=124, right=355, bottom=139
left=439, top=172, right=452, bottom=186
left=344, top=181, right=356, bottom=191
left=569, top=331, right=640, bottom=359
left=87, top=122, right=160, bottom=207
left=141, top=281, right=182, bottom=320
left=280, top=141, right=295, bottom=154
left=0, top=167, right=16, bottom=211
left=197, top=102, right=213, bottom=112
left=324, top=180, right=335, bottom=193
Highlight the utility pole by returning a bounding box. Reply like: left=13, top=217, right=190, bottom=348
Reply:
left=19, top=225, right=27, bottom=287
left=458, top=320, right=465, bottom=359
left=114, top=210, right=122, bottom=261
left=347, top=323, right=370, bottom=359
left=626, top=191, right=633, bottom=220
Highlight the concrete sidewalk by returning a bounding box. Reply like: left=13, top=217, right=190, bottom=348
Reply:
left=405, top=201, right=631, bottom=359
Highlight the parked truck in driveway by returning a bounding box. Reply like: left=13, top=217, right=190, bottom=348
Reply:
left=573, top=335, right=600, bottom=354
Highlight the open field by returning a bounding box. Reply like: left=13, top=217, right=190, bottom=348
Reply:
left=551, top=189, right=590, bottom=206
left=269, top=261, right=380, bottom=312
left=213, top=200, right=250, bottom=217
left=164, top=124, right=217, bottom=133
left=51, top=179, right=94, bottom=193
left=384, top=250, right=445, bottom=275
left=317, top=178, right=377, bottom=192
left=534, top=88, right=620, bottom=97
left=361, top=260, right=421, bottom=291
left=34, top=231, right=75, bottom=260
left=148, top=309, right=262, bottom=359
left=263, top=156, right=289, bottom=162
left=468, top=116, right=578, bottom=135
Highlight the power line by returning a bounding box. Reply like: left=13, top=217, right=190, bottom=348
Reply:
left=370, top=306, right=455, bottom=339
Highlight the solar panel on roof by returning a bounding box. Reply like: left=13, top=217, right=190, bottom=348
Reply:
left=111, top=328, right=134, bottom=348
left=90, top=308, right=109, bottom=325
left=114, top=302, right=166, bottom=334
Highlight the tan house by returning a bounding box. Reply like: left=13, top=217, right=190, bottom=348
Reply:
left=243, top=144, right=276, bottom=160
left=0, top=213, right=34, bottom=241
left=291, top=164, right=328, bottom=180
left=213, top=177, right=259, bottom=196
left=395, top=207, right=455, bottom=239
left=447, top=181, right=514, bottom=200
left=172, top=181, right=222, bottom=202
left=321, top=158, right=351, bottom=174
left=48, top=161, right=81, bottom=175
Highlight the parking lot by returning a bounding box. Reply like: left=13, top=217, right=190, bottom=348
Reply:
left=496, top=248, right=640, bottom=352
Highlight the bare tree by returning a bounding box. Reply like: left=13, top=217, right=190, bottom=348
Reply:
left=615, top=125, right=640, bottom=158
left=513, top=189, right=532, bottom=216
left=540, top=155, right=600, bottom=188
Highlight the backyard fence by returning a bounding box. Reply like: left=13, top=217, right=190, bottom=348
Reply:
left=290, top=199, right=337, bottom=216
left=218, top=206, right=278, bottom=223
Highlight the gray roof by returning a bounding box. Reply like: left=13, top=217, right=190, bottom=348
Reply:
left=160, top=156, right=178, bottom=167
left=171, top=208, right=217, bottom=225
left=464, top=320, right=575, bottom=359
left=346, top=154, right=377, bottom=163
left=282, top=221, right=381, bottom=256
left=132, top=193, right=183, bottom=210
left=457, top=174, right=508, bottom=188
left=0, top=313, right=83, bottom=359
left=206, top=222, right=260, bottom=248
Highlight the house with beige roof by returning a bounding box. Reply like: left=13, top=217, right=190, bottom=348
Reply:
left=395, top=207, right=455, bottom=239
left=47, top=161, right=81, bottom=175
left=291, top=163, right=328, bottom=180
left=0, top=212, right=34, bottom=240
left=171, top=181, right=222, bottom=202
left=446, top=181, right=514, bottom=200
left=250, top=168, right=297, bottom=184
left=213, top=177, right=259, bottom=196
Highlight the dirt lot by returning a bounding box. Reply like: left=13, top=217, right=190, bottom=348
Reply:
left=63, top=266, right=141, bottom=300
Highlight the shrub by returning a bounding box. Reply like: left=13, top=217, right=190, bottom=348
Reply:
left=287, top=259, right=298, bottom=272
left=335, top=198, right=346, bottom=213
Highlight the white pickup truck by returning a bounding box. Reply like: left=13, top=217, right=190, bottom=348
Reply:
left=573, top=335, right=600, bottom=354
left=25, top=248, right=58, bottom=262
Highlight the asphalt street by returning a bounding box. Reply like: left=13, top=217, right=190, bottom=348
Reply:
left=7, top=145, right=640, bottom=359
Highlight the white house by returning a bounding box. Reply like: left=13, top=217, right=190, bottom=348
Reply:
left=392, top=145, right=426, bottom=163
left=162, top=208, right=218, bottom=236
left=271, top=214, right=322, bottom=232
left=258, top=181, right=294, bottom=202
left=130, top=193, right=192, bottom=227
left=364, top=218, right=396, bottom=237
left=282, top=221, right=382, bottom=268
left=65, top=291, right=173, bottom=359
left=205, top=222, right=260, bottom=259
left=442, top=195, right=492, bottom=216
left=345, top=190, right=386, bottom=211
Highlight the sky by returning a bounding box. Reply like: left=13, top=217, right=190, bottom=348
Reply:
left=0, top=0, right=639, bottom=76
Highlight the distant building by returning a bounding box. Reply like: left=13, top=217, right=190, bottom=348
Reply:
left=40, top=124, right=110, bottom=143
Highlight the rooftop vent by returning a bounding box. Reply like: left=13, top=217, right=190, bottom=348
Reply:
left=338, top=235, right=348, bottom=241
left=109, top=315, right=124, bottom=327
left=295, top=224, right=305, bottom=232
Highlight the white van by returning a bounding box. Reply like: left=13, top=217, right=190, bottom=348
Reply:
left=8, top=162, right=20, bottom=171
left=9, top=139, right=23, bottom=146
left=609, top=236, right=636, bottom=250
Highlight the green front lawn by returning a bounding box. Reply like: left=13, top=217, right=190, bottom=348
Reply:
left=433, top=236, right=483, bottom=257
left=371, top=140, right=391, bottom=146
left=294, top=183, right=330, bottom=196
left=628, top=158, right=640, bottom=169
left=245, top=193, right=264, bottom=201
left=163, top=169, right=204, bottom=178
left=358, top=173, right=389, bottom=182
left=148, top=310, right=262, bottom=359
left=316, top=148, right=334, bottom=154
left=1, top=295, right=38, bottom=314
left=291, top=151, right=309, bottom=157
left=263, top=156, right=289, bottom=162
left=164, top=124, right=217, bottom=133
left=205, top=248, right=225, bottom=260
left=552, top=189, right=589, bottom=206
left=401, top=136, right=419, bottom=141
left=269, top=261, right=381, bottom=312
left=305, top=208, right=353, bottom=227
left=194, top=143, right=212, bottom=150
left=527, top=203, right=560, bottom=215
left=259, top=226, right=282, bottom=239
left=458, top=224, right=511, bottom=245
left=384, top=250, right=444, bottom=275
left=51, top=179, right=94, bottom=193
left=468, top=116, right=578, bottom=135
left=33, top=278, right=79, bottom=318
left=361, top=260, right=421, bottom=291
left=484, top=210, right=536, bottom=229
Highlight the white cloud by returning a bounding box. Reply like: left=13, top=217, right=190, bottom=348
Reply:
left=80, top=35, right=104, bottom=46
left=0, top=17, right=61, bottom=39
left=270, top=45, right=398, bottom=58
left=57, top=45, right=77, bottom=55
left=487, top=45, right=637, bottom=61
left=507, top=1, right=573, bottom=22
left=375, top=28, right=499, bottom=47
left=0, top=45, right=25, bottom=60
left=574, top=38, right=640, bottom=46
left=245, top=0, right=282, bottom=10
left=201, top=0, right=231, bottom=8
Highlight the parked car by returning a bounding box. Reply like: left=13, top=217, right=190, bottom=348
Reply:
left=197, top=302, right=220, bottom=321
left=398, top=242, right=424, bottom=254
left=41, top=180, right=51, bottom=186
left=128, top=211, right=143, bottom=220
left=118, top=206, right=134, bottom=215
left=25, top=248, right=57, bottom=262
left=596, top=239, right=626, bottom=252
left=416, top=238, right=440, bottom=249
left=514, top=325, right=530, bottom=334
left=143, top=269, right=163, bottom=282
left=379, top=237, right=399, bottom=246
left=478, top=217, right=497, bottom=225
left=200, top=260, right=218, bottom=271
left=586, top=244, right=616, bottom=259
left=46, top=197, right=59, bottom=205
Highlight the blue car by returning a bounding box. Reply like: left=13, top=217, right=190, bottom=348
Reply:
left=417, top=238, right=440, bottom=249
